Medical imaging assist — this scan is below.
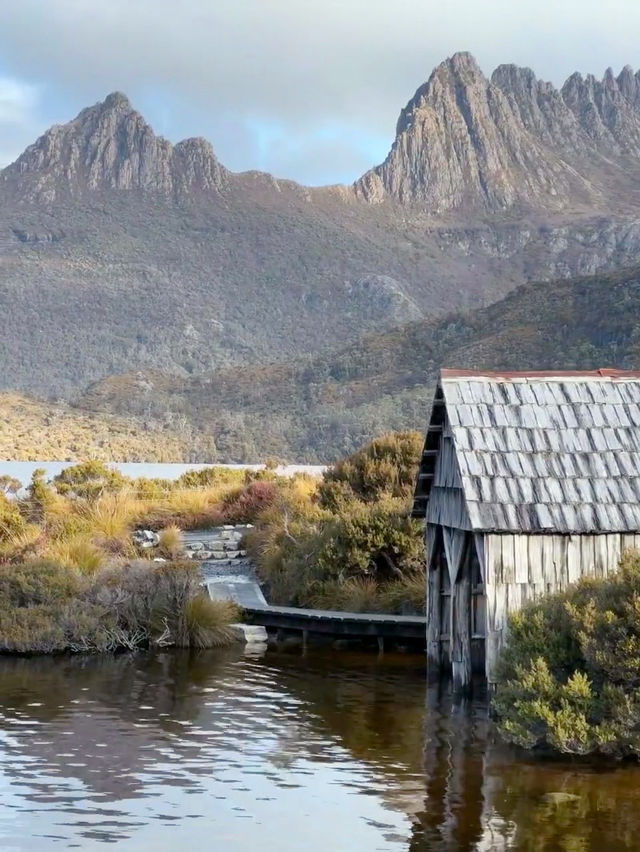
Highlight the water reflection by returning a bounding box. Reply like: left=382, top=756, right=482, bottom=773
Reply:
left=0, top=649, right=636, bottom=850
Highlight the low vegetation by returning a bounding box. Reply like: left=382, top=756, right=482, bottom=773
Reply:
left=247, top=431, right=426, bottom=614
left=0, top=559, right=237, bottom=654
left=494, top=551, right=640, bottom=759
left=0, top=431, right=425, bottom=653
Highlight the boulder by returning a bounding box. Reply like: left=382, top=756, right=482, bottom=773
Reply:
left=133, top=529, right=160, bottom=548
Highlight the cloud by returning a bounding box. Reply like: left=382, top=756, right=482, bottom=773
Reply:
left=0, top=77, right=42, bottom=166
left=0, top=0, right=639, bottom=182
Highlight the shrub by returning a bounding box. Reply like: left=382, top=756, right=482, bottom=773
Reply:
left=53, top=461, right=131, bottom=499
left=247, top=433, right=425, bottom=610
left=24, top=468, right=57, bottom=523
left=378, top=572, right=426, bottom=615
left=220, top=480, right=279, bottom=523
left=77, top=492, right=140, bottom=551
left=140, top=487, right=225, bottom=530
left=0, top=493, right=27, bottom=542
left=0, top=560, right=83, bottom=608
left=318, top=431, right=423, bottom=510
left=184, top=595, right=238, bottom=649
left=494, top=550, right=640, bottom=758
left=43, top=536, right=105, bottom=573
left=310, top=577, right=381, bottom=613
left=0, top=475, right=21, bottom=496
left=176, top=467, right=245, bottom=490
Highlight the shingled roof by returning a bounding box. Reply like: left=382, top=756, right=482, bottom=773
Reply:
left=412, top=369, right=640, bottom=533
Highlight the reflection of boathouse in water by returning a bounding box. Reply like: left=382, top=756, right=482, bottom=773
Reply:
left=412, top=369, right=640, bottom=690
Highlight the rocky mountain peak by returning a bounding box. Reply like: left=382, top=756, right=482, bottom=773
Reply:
left=101, top=91, right=132, bottom=111
left=355, top=54, right=640, bottom=213
left=2, top=92, right=228, bottom=203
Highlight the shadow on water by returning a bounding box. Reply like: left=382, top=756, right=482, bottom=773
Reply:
left=0, top=649, right=637, bottom=849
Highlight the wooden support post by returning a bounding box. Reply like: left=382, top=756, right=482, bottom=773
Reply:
left=451, top=555, right=472, bottom=694
left=426, top=563, right=441, bottom=681
left=377, top=636, right=384, bottom=654
left=302, top=629, right=308, bottom=652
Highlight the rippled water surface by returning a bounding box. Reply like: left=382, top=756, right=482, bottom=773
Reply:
left=0, top=648, right=638, bottom=851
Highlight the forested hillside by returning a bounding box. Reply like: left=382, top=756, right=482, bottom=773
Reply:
left=74, top=265, right=640, bottom=461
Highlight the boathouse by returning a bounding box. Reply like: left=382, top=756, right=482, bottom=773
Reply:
left=412, top=369, right=640, bottom=690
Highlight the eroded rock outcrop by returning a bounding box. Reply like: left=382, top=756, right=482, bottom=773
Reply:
left=355, top=52, right=640, bottom=213
left=4, top=92, right=228, bottom=202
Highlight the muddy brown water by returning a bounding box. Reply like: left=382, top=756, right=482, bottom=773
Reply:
left=0, top=647, right=636, bottom=851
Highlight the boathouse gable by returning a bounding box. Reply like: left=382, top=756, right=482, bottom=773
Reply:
left=413, top=369, right=640, bottom=688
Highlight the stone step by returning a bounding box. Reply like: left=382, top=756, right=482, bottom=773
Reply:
left=229, top=623, right=268, bottom=644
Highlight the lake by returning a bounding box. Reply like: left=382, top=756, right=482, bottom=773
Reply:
left=0, top=648, right=636, bottom=851
left=0, top=461, right=326, bottom=491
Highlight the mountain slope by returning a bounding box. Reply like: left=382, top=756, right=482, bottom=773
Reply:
left=0, top=393, right=201, bottom=462
left=76, top=265, right=640, bottom=461
left=1, top=55, right=640, bottom=398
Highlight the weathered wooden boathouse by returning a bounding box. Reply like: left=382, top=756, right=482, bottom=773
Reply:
left=412, top=368, right=640, bottom=690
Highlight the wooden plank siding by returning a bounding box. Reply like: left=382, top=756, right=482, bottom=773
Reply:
left=483, top=531, right=640, bottom=682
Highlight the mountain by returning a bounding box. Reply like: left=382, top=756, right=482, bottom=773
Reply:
left=75, top=265, right=640, bottom=462
left=2, top=54, right=640, bottom=400
left=356, top=52, right=640, bottom=212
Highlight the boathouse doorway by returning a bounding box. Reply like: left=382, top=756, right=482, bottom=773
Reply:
left=427, top=527, right=486, bottom=687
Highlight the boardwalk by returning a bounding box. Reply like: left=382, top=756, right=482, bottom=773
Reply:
left=242, top=603, right=427, bottom=645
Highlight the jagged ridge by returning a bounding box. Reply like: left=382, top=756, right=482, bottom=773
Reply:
left=356, top=52, right=640, bottom=212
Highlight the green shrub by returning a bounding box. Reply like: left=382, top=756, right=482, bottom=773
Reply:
left=53, top=461, right=131, bottom=499
left=0, top=560, right=83, bottom=608
left=494, top=550, right=640, bottom=758
left=176, top=467, right=245, bottom=490
left=318, top=431, right=423, bottom=510
left=184, top=595, right=238, bottom=648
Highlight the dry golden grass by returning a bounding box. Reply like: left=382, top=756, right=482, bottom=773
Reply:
left=43, top=535, right=105, bottom=573
left=158, top=525, right=183, bottom=559
left=0, top=524, right=41, bottom=560
left=78, top=492, right=143, bottom=541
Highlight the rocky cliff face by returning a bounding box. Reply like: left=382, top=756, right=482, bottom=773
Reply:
left=3, top=92, right=228, bottom=203
left=355, top=52, right=640, bottom=213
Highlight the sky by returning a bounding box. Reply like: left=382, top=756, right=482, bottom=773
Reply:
left=0, top=0, right=638, bottom=185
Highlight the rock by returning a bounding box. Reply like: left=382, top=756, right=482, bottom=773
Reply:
left=153, top=557, right=167, bottom=563
left=133, top=529, right=160, bottom=548
left=187, top=541, right=204, bottom=552
left=8, top=92, right=228, bottom=203
left=355, top=51, right=640, bottom=213
left=229, top=624, right=268, bottom=644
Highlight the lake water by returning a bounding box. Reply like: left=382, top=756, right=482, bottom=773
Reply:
left=0, top=648, right=637, bottom=851
left=0, top=461, right=326, bottom=491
